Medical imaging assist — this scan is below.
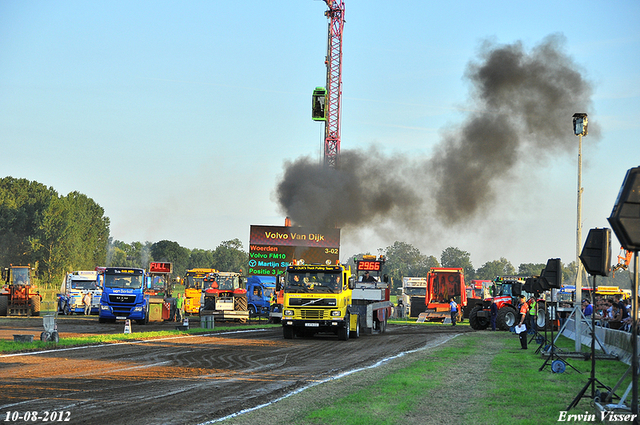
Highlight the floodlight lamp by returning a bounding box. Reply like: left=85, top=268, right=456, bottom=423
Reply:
left=572, top=113, right=588, bottom=136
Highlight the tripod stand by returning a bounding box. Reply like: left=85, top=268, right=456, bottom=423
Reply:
left=539, top=301, right=579, bottom=373
left=567, top=276, right=615, bottom=410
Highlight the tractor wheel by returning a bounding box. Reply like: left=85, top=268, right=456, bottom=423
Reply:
left=469, top=305, right=489, bottom=330
left=536, top=307, right=546, bottom=329
left=234, top=295, right=248, bottom=312
left=497, top=306, right=517, bottom=331
left=30, top=296, right=41, bottom=316
left=0, top=296, right=8, bottom=316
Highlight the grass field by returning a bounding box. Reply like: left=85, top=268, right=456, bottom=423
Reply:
left=220, top=329, right=635, bottom=425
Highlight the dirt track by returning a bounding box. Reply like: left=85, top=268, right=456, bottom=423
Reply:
left=0, top=317, right=472, bottom=425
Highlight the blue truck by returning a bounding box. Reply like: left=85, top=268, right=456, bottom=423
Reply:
left=98, top=267, right=149, bottom=324
left=245, top=276, right=276, bottom=317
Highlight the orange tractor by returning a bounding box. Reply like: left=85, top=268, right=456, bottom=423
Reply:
left=0, top=264, right=41, bottom=316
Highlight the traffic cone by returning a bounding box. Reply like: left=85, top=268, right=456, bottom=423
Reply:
left=124, top=319, right=131, bottom=334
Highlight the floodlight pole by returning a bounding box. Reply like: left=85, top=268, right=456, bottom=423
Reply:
left=574, top=131, right=584, bottom=352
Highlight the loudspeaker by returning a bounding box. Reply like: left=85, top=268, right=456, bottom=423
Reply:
left=580, top=228, right=611, bottom=277
left=524, top=277, right=549, bottom=294
left=541, top=258, right=562, bottom=289
left=608, top=166, right=640, bottom=251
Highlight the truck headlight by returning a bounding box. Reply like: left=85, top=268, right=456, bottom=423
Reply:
left=100, top=304, right=110, bottom=311
left=331, top=310, right=341, bottom=317
left=133, top=306, right=143, bottom=312
left=284, top=310, right=294, bottom=316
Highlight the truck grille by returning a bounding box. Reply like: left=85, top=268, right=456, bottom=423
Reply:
left=108, top=294, right=136, bottom=304
left=289, top=298, right=337, bottom=307
left=300, top=309, right=328, bottom=320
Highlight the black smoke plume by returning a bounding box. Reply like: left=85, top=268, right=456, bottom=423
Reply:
left=276, top=34, right=594, bottom=230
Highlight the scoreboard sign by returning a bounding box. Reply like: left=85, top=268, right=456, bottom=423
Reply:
left=149, top=262, right=172, bottom=274
left=249, top=225, right=340, bottom=276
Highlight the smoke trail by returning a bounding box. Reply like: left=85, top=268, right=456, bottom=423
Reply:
left=276, top=34, right=594, bottom=230
left=431, top=34, right=594, bottom=225
left=276, top=148, right=421, bottom=228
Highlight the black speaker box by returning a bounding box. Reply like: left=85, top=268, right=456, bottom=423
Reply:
left=541, top=258, right=562, bottom=289
left=580, top=228, right=611, bottom=277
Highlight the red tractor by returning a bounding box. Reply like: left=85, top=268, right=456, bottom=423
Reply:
left=0, top=265, right=41, bottom=316
left=469, top=276, right=532, bottom=331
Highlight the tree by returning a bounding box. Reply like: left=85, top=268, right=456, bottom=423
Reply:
left=0, top=178, right=109, bottom=285
left=440, top=247, right=475, bottom=280
left=0, top=177, right=57, bottom=266
left=383, top=241, right=439, bottom=290
left=151, top=240, right=190, bottom=277
left=475, top=258, right=515, bottom=280
left=518, top=263, right=546, bottom=277
left=212, top=239, right=249, bottom=273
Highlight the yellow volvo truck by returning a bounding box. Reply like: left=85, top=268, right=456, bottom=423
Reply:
left=183, top=268, right=217, bottom=315
left=281, top=256, right=392, bottom=340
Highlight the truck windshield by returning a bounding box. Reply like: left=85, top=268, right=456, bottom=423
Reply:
left=404, top=287, right=426, bottom=296
left=71, top=280, right=98, bottom=290
left=185, top=276, right=204, bottom=290
left=104, top=275, right=143, bottom=289
left=285, top=272, right=342, bottom=294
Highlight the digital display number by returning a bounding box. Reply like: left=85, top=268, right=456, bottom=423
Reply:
left=149, top=262, right=172, bottom=273
left=357, top=261, right=381, bottom=271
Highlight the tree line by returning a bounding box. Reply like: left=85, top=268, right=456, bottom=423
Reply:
left=1, top=177, right=632, bottom=290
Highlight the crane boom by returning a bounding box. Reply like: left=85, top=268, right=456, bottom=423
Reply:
left=323, top=0, right=345, bottom=168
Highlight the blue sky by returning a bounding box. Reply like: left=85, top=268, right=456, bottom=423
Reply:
left=1, top=1, right=638, bottom=269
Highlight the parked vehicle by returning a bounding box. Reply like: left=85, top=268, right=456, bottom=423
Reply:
left=98, top=267, right=149, bottom=324
left=58, top=270, right=101, bottom=315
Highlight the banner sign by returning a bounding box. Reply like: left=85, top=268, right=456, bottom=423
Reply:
left=248, top=225, right=340, bottom=276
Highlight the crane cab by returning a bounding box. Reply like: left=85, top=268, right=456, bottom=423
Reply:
left=312, top=87, right=327, bottom=121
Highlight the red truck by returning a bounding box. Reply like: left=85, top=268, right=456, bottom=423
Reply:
left=421, top=267, right=467, bottom=322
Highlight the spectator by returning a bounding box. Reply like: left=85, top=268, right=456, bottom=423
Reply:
left=582, top=299, right=593, bottom=318
left=83, top=292, right=92, bottom=315
left=175, top=293, right=184, bottom=322
left=490, top=300, right=498, bottom=331
left=449, top=297, right=458, bottom=326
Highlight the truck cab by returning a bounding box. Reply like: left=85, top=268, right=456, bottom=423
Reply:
left=282, top=256, right=392, bottom=341
left=59, top=271, right=101, bottom=315
left=98, top=267, right=149, bottom=324
left=246, top=276, right=276, bottom=317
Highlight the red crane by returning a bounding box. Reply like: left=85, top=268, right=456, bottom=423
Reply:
left=322, top=0, right=345, bottom=168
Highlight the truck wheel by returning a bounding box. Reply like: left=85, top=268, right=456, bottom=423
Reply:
left=349, top=318, right=360, bottom=339
left=469, top=305, right=489, bottom=330
left=30, top=296, right=41, bottom=316
left=339, top=316, right=350, bottom=341
left=283, top=326, right=294, bottom=339
left=497, top=306, right=517, bottom=331
left=0, top=296, right=8, bottom=316
left=248, top=305, right=256, bottom=316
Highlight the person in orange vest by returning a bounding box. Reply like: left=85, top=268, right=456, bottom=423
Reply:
left=517, top=295, right=528, bottom=349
